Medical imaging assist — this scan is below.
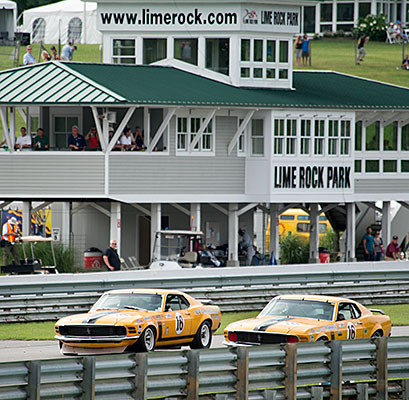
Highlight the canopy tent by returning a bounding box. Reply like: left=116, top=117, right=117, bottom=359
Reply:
left=0, top=0, right=17, bottom=42
left=21, top=0, right=101, bottom=44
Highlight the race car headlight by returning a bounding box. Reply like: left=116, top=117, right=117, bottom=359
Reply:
left=228, top=332, right=237, bottom=342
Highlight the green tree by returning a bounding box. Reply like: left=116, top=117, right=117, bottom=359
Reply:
left=15, top=0, right=61, bottom=16
left=353, top=14, right=387, bottom=41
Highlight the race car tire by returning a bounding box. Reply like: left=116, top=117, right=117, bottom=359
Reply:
left=190, top=321, right=212, bottom=349
left=371, top=330, right=383, bottom=338
left=136, top=326, right=156, bottom=352
left=316, top=336, right=329, bottom=342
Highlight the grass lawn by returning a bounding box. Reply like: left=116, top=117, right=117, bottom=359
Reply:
left=297, top=38, right=409, bottom=87
left=0, top=304, right=406, bottom=340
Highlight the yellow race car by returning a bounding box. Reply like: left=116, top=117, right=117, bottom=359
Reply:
left=55, top=289, right=221, bottom=355
left=224, top=295, right=391, bottom=345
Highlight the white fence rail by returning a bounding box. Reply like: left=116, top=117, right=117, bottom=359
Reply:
left=0, top=337, right=408, bottom=400
left=1, top=262, right=409, bottom=322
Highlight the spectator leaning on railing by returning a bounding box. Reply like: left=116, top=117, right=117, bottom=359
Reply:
left=68, top=125, right=86, bottom=151
left=33, top=128, right=49, bottom=150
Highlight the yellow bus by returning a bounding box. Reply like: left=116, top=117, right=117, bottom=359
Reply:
left=266, top=209, right=331, bottom=248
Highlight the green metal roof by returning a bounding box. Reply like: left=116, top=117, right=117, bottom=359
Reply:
left=0, top=61, right=408, bottom=109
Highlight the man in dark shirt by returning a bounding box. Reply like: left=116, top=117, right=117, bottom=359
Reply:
left=385, top=235, right=403, bottom=261
left=103, top=240, right=121, bottom=271
left=68, top=125, right=86, bottom=151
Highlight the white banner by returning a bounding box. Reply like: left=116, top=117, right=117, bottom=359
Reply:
left=97, top=3, right=300, bottom=33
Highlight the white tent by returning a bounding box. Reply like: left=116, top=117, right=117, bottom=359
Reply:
left=21, top=0, right=101, bottom=44
left=0, top=0, right=17, bottom=42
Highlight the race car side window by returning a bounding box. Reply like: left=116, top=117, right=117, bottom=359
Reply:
left=351, top=303, right=362, bottom=319
left=165, top=295, right=181, bottom=311
left=338, top=303, right=359, bottom=320
left=179, top=295, right=190, bottom=310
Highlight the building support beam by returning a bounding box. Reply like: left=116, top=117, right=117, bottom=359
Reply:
left=147, top=108, right=176, bottom=153
left=107, top=107, right=136, bottom=152
left=227, top=203, right=239, bottom=266
left=91, top=106, right=107, bottom=152
left=363, top=202, right=382, bottom=214
left=346, top=202, right=356, bottom=262
left=209, top=203, right=228, bottom=216
left=129, top=203, right=151, bottom=217
left=22, top=201, right=31, bottom=236
left=0, top=107, right=13, bottom=153
left=309, top=204, right=320, bottom=263
left=170, top=203, right=190, bottom=216
left=188, top=109, right=217, bottom=153
left=32, top=202, right=52, bottom=214
left=89, top=202, right=110, bottom=218
left=190, top=203, right=201, bottom=232
left=269, top=203, right=280, bottom=264
left=110, top=202, right=121, bottom=255
left=237, top=203, right=258, bottom=217
left=227, top=110, right=255, bottom=154
left=381, top=201, right=391, bottom=246
left=151, top=204, right=161, bottom=261
left=61, top=202, right=71, bottom=247
left=0, top=201, right=12, bottom=210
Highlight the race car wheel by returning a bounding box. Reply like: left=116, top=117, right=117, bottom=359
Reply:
left=371, top=330, right=383, bottom=338
left=316, top=336, right=329, bottom=342
left=190, top=321, right=212, bottom=349
left=136, top=326, right=156, bottom=352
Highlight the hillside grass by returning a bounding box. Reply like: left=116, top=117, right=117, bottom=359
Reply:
left=0, top=304, right=406, bottom=340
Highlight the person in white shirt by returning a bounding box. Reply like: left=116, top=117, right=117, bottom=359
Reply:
left=23, top=45, right=36, bottom=65
left=120, top=128, right=136, bottom=151
left=15, top=127, right=32, bottom=151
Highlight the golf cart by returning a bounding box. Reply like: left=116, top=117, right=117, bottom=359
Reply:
left=1, top=235, right=58, bottom=274
left=150, top=230, right=205, bottom=270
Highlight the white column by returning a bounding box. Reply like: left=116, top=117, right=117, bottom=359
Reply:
left=382, top=201, right=391, bottom=246
left=151, top=203, right=161, bottom=260
left=21, top=201, right=31, bottom=236
left=61, top=201, right=71, bottom=247
left=190, top=203, right=201, bottom=232
left=401, top=1, right=406, bottom=27
left=227, top=203, right=239, bottom=266
left=309, top=204, right=320, bottom=263
left=346, top=202, right=356, bottom=262
left=10, top=107, right=15, bottom=149
left=315, top=4, right=321, bottom=34
left=269, top=203, right=280, bottom=264
left=110, top=202, right=121, bottom=255
left=370, top=0, right=376, bottom=15
left=332, top=0, right=337, bottom=32
left=353, top=0, right=359, bottom=26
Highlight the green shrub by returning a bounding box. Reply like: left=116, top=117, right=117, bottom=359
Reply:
left=0, top=241, right=78, bottom=273
left=353, top=14, right=387, bottom=41
left=279, top=234, right=309, bottom=264
left=319, top=228, right=336, bottom=252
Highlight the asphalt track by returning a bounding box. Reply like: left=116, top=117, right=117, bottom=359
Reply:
left=0, top=326, right=408, bottom=362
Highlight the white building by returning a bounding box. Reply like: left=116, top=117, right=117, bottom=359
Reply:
left=0, top=0, right=408, bottom=266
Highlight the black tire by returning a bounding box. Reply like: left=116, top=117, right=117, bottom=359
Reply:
left=190, top=321, right=212, bottom=349
left=135, top=326, right=156, bottom=352
left=371, top=330, right=383, bottom=338
left=316, top=336, right=329, bottom=342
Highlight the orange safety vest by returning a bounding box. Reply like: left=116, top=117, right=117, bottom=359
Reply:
left=2, top=222, right=17, bottom=242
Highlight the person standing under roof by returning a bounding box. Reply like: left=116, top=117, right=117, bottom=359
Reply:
left=103, top=240, right=121, bottom=271
left=362, top=226, right=375, bottom=261
left=1, top=217, right=21, bottom=266
left=239, top=228, right=255, bottom=266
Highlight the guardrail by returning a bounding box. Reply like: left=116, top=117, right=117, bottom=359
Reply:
left=0, top=337, right=407, bottom=400
left=1, top=262, right=409, bottom=322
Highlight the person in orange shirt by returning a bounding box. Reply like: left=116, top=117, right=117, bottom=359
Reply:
left=1, top=217, right=21, bottom=265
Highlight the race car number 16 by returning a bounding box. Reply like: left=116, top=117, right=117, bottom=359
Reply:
left=175, top=312, right=185, bottom=335
left=347, top=322, right=356, bottom=339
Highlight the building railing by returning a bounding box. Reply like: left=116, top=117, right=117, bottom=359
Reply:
left=0, top=337, right=407, bottom=400
left=0, top=262, right=408, bottom=322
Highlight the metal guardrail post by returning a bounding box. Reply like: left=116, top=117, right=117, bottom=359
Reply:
left=402, top=379, right=409, bottom=400
left=357, top=383, right=369, bottom=400
left=82, top=356, right=95, bottom=400
left=329, top=341, right=342, bottom=400
left=311, top=386, right=324, bottom=400
left=186, top=350, right=199, bottom=400
left=27, top=360, right=41, bottom=400
left=375, top=337, right=388, bottom=400
left=236, top=346, right=249, bottom=400
left=134, top=353, right=148, bottom=400
left=284, top=343, right=297, bottom=400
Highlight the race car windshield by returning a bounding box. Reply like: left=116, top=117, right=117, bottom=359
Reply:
left=91, top=293, right=163, bottom=312
left=259, top=299, right=335, bottom=321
